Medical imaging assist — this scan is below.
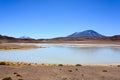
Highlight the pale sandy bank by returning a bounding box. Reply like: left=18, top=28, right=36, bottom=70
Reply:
left=0, top=44, right=42, bottom=50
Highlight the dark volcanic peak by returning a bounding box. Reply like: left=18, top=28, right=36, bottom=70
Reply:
left=67, top=30, right=104, bottom=37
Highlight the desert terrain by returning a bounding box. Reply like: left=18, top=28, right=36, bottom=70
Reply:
left=0, top=64, right=120, bottom=80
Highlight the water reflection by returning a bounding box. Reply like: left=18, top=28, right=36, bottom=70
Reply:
left=109, top=47, right=120, bottom=53
left=67, top=47, right=101, bottom=53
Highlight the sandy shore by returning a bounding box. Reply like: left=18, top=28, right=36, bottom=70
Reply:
left=0, top=65, right=120, bottom=80
left=0, top=62, right=120, bottom=80
left=0, top=43, right=42, bottom=50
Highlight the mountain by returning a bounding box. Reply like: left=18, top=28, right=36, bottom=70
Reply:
left=19, top=36, right=32, bottom=39
left=0, top=31, right=120, bottom=43
left=67, top=30, right=104, bottom=37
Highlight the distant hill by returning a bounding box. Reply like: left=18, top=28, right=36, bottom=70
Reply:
left=0, top=35, right=16, bottom=40
left=19, top=36, right=32, bottom=39
left=67, top=30, right=104, bottom=37
left=0, top=35, right=17, bottom=43
left=110, top=35, right=120, bottom=41
left=0, top=35, right=38, bottom=43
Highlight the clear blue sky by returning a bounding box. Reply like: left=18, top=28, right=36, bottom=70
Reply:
left=0, top=0, right=120, bottom=39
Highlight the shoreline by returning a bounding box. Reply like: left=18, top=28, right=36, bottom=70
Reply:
left=1, top=42, right=120, bottom=48
left=1, top=40, right=120, bottom=44
left=0, top=61, right=120, bottom=67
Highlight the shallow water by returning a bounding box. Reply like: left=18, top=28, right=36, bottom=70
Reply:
left=0, top=44, right=120, bottom=64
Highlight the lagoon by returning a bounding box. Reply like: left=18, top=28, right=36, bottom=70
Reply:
left=0, top=44, right=120, bottom=64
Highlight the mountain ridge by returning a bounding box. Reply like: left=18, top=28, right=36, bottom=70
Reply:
left=67, top=30, right=104, bottom=37
left=0, top=30, right=120, bottom=43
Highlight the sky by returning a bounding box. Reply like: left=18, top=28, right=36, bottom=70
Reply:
left=0, top=0, right=120, bottom=39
